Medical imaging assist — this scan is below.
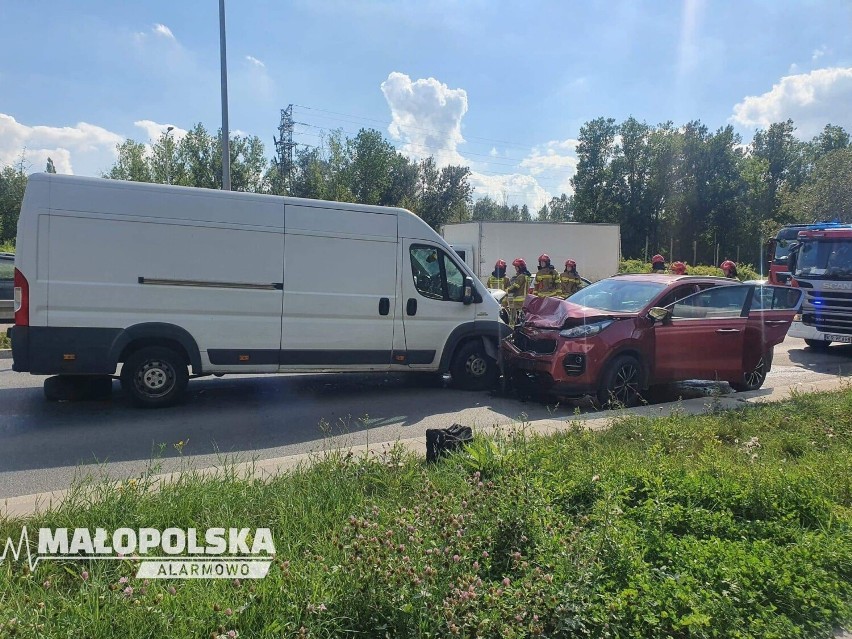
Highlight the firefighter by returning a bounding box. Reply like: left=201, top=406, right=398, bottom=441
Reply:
left=720, top=260, right=738, bottom=279
left=505, top=258, right=531, bottom=326
left=651, top=254, right=667, bottom=272
left=534, top=253, right=561, bottom=297
left=560, top=259, right=585, bottom=297
left=671, top=261, right=687, bottom=275
left=486, top=259, right=510, bottom=291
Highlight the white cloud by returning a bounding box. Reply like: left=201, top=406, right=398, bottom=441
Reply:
left=133, top=120, right=187, bottom=143
left=379, top=72, right=581, bottom=211
left=380, top=71, right=468, bottom=166
left=0, top=113, right=124, bottom=175
left=153, top=24, right=175, bottom=40
left=519, top=139, right=579, bottom=197
left=246, top=55, right=265, bottom=68
left=731, top=67, right=852, bottom=139
left=812, top=45, right=827, bottom=62
left=468, top=172, right=552, bottom=212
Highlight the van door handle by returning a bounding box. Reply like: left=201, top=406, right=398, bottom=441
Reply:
left=765, top=320, right=788, bottom=325
left=378, top=298, right=390, bottom=316
left=406, top=298, right=417, bottom=316
left=715, top=328, right=740, bottom=333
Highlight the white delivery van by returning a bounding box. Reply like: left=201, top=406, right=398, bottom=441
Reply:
left=8, top=174, right=507, bottom=407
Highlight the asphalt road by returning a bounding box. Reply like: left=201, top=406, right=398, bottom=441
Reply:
left=1, top=336, right=851, bottom=500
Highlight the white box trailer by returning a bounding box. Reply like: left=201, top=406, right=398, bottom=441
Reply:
left=441, top=221, right=621, bottom=283
left=9, top=174, right=507, bottom=407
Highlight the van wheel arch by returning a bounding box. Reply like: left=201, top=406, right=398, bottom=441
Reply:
left=111, top=323, right=201, bottom=373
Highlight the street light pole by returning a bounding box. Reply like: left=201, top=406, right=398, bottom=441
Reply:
left=219, top=0, right=231, bottom=191
left=165, top=126, right=174, bottom=185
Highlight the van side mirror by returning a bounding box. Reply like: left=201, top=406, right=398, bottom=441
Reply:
left=462, top=276, right=474, bottom=305
left=648, top=306, right=670, bottom=323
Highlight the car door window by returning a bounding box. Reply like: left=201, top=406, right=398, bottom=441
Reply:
left=657, top=284, right=700, bottom=309
left=670, top=285, right=750, bottom=319
left=748, top=286, right=802, bottom=311
left=409, top=246, right=465, bottom=302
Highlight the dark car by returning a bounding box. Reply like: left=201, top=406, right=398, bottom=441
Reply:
left=502, top=274, right=802, bottom=406
left=0, top=252, right=14, bottom=322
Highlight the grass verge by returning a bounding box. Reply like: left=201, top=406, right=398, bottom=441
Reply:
left=1, top=389, right=851, bottom=638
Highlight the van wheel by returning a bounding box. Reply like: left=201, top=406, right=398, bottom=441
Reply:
left=120, top=347, right=188, bottom=408
left=596, top=355, right=643, bottom=408
left=731, top=350, right=772, bottom=392
left=805, top=338, right=831, bottom=351
left=450, top=341, right=497, bottom=391
left=44, top=375, right=113, bottom=402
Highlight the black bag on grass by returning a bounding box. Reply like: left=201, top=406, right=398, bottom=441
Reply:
left=426, top=424, right=473, bottom=463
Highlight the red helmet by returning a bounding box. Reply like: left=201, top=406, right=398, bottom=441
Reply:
left=671, top=261, right=686, bottom=274
left=652, top=254, right=665, bottom=264
left=720, top=260, right=736, bottom=270
left=495, top=259, right=507, bottom=269
left=538, top=253, right=551, bottom=265
left=565, top=259, right=576, bottom=269
left=512, top=258, right=526, bottom=269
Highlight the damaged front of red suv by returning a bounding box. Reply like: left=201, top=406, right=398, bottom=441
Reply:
left=501, top=294, right=650, bottom=396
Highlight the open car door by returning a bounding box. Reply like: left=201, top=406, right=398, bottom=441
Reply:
left=653, top=284, right=751, bottom=383
left=742, top=285, right=803, bottom=375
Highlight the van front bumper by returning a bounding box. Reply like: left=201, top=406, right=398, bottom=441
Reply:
left=787, top=321, right=825, bottom=341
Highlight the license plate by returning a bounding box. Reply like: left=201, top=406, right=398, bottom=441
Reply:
left=825, top=333, right=852, bottom=343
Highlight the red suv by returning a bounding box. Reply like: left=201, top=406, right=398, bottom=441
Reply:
left=501, top=274, right=802, bottom=406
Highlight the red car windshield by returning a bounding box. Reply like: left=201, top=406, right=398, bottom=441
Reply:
left=567, top=279, right=667, bottom=313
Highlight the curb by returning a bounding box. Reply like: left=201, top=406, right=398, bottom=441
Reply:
left=2, top=376, right=850, bottom=520
left=0, top=349, right=11, bottom=360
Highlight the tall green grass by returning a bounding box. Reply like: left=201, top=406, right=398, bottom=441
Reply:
left=1, top=389, right=851, bottom=638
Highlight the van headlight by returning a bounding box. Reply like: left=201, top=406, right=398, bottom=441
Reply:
left=559, top=320, right=613, bottom=338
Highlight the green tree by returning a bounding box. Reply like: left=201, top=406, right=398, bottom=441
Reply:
left=45, top=157, right=56, bottom=174
left=571, top=117, right=618, bottom=224
left=751, top=119, right=807, bottom=221
left=106, top=140, right=152, bottom=183
left=106, top=123, right=269, bottom=192
left=0, top=163, right=28, bottom=244
left=610, top=117, right=652, bottom=256
left=780, top=148, right=852, bottom=222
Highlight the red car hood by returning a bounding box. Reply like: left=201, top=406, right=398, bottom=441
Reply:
left=522, top=295, right=634, bottom=329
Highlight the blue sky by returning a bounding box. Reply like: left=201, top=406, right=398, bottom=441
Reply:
left=1, top=0, right=851, bottom=209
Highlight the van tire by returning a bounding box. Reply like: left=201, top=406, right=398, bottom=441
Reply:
left=596, top=355, right=643, bottom=408
left=450, top=340, right=497, bottom=391
left=44, top=375, right=113, bottom=402
left=804, top=338, right=831, bottom=351
left=120, top=346, right=188, bottom=408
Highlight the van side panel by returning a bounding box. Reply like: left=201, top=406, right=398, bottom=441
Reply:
left=280, top=204, right=397, bottom=368
left=45, top=213, right=284, bottom=371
